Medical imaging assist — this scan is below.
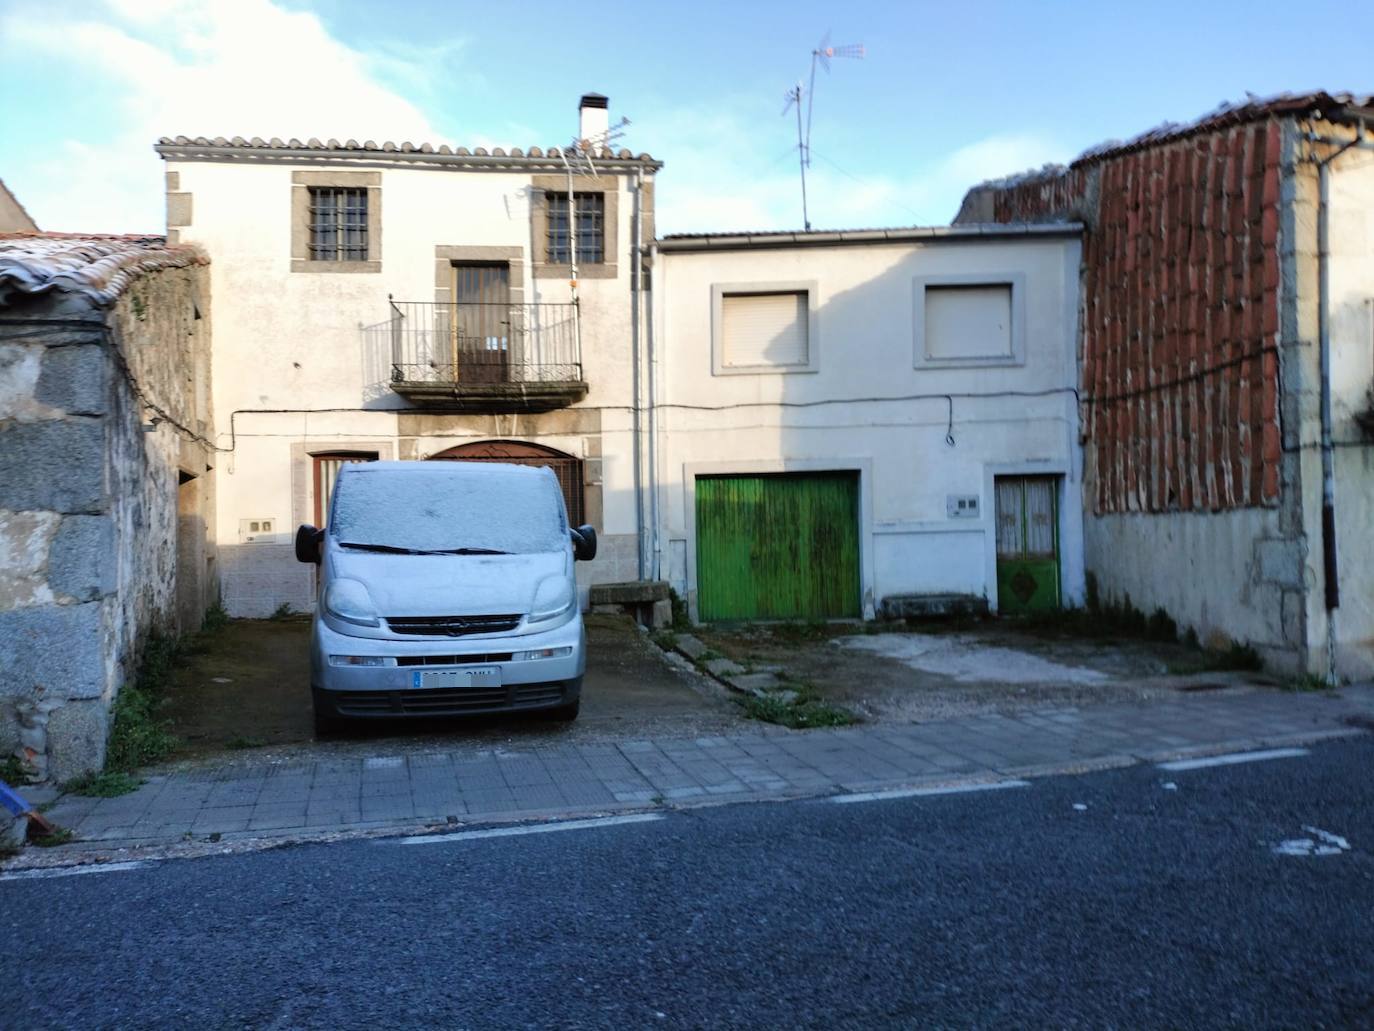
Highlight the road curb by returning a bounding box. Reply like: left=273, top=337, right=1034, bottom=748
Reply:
left=7, top=726, right=1368, bottom=875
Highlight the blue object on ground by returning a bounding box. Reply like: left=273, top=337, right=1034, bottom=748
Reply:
left=0, top=780, right=33, bottom=817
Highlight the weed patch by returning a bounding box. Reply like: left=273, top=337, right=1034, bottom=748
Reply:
left=738, top=682, right=858, bottom=730
left=202, top=598, right=230, bottom=633
left=269, top=602, right=295, bottom=621
left=668, top=589, right=692, bottom=631
left=649, top=630, right=678, bottom=652
left=63, top=771, right=143, bottom=797
left=225, top=736, right=267, bottom=750
left=1284, top=673, right=1333, bottom=692
left=0, top=755, right=36, bottom=786
left=31, top=827, right=77, bottom=847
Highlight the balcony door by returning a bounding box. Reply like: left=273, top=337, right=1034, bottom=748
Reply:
left=451, top=263, right=510, bottom=384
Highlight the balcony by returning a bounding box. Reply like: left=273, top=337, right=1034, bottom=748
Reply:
left=386, top=300, right=587, bottom=412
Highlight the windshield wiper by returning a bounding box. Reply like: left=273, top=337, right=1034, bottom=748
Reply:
left=338, top=542, right=431, bottom=554
left=338, top=542, right=511, bottom=556
left=426, top=547, right=511, bottom=556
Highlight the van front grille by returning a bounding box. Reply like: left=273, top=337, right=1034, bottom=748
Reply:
left=333, top=683, right=570, bottom=717
left=394, top=653, right=514, bottom=667
left=386, top=614, right=522, bottom=637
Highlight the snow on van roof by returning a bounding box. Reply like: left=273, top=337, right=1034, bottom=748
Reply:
left=332, top=460, right=567, bottom=555
left=339, top=460, right=551, bottom=477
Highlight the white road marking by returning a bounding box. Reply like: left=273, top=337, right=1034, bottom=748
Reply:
left=1072, top=803, right=1089, bottom=811
left=390, top=812, right=665, bottom=845
left=1274, top=826, right=1351, bottom=857
left=1158, top=747, right=1309, bottom=772
left=831, top=780, right=1031, bottom=804
left=0, top=861, right=150, bottom=882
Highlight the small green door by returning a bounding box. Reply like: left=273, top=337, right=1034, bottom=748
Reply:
left=995, top=475, right=1061, bottom=613
left=695, top=473, right=860, bottom=621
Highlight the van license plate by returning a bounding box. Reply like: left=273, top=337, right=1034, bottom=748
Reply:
left=414, top=668, right=502, bottom=689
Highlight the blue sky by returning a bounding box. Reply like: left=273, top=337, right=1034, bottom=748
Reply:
left=3, top=0, right=1372, bottom=234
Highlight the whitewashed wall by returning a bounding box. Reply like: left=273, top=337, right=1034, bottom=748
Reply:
left=654, top=233, right=1084, bottom=618
left=168, top=157, right=647, bottom=615
left=1327, top=152, right=1374, bottom=678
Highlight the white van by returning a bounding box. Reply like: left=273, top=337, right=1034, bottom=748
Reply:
left=295, top=460, right=595, bottom=734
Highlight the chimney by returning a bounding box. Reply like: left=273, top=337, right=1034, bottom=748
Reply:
left=578, top=93, right=609, bottom=146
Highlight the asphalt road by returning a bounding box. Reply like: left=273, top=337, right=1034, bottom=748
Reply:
left=4, top=737, right=1372, bottom=1029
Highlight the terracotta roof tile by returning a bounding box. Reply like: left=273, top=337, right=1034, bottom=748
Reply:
left=154, top=135, right=659, bottom=166
left=0, top=233, right=207, bottom=308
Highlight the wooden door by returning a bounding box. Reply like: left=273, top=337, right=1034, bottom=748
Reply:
left=995, top=475, right=1061, bottom=613
left=451, top=264, right=510, bottom=384
left=695, top=473, right=860, bottom=621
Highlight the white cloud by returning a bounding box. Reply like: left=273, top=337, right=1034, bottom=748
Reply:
left=0, top=0, right=448, bottom=232
left=637, top=96, right=1068, bottom=234
left=0, top=1, right=1068, bottom=236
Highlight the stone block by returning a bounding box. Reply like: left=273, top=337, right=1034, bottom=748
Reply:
left=704, top=657, right=745, bottom=678
left=650, top=598, right=672, bottom=629
left=726, top=672, right=785, bottom=695
left=0, top=420, right=106, bottom=512
left=0, top=603, right=106, bottom=700
left=166, top=192, right=193, bottom=227
left=674, top=634, right=708, bottom=661
left=880, top=593, right=989, bottom=619
left=45, top=699, right=109, bottom=781
left=589, top=580, right=670, bottom=605
left=48, top=515, right=116, bottom=601
left=35, top=345, right=108, bottom=416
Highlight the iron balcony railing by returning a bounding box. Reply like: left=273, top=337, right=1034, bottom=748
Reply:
left=388, top=300, right=582, bottom=385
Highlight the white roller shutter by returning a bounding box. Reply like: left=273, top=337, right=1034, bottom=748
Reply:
left=721, top=292, right=808, bottom=368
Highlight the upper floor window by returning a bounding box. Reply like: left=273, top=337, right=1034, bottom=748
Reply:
left=912, top=273, right=1026, bottom=369
left=309, top=187, right=369, bottom=262
left=545, top=192, right=605, bottom=265
left=710, top=281, right=820, bottom=376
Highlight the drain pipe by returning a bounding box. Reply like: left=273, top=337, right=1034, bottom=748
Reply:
left=1313, top=119, right=1369, bottom=677
left=647, top=240, right=662, bottom=581
left=630, top=168, right=645, bottom=580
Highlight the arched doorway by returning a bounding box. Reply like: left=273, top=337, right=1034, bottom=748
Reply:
left=429, top=440, right=585, bottom=526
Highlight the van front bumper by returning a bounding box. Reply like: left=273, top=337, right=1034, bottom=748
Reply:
left=311, top=615, right=584, bottom=718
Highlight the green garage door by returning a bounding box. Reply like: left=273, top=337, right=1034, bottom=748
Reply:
left=695, top=473, right=861, bottom=621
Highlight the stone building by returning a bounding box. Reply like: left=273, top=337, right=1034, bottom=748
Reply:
left=156, top=94, right=659, bottom=617
left=0, top=234, right=217, bottom=779
left=956, top=92, right=1374, bottom=678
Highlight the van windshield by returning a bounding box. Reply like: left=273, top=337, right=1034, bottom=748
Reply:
left=331, top=468, right=568, bottom=556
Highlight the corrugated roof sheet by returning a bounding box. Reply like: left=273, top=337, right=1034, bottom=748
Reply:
left=0, top=233, right=207, bottom=308
left=659, top=222, right=1082, bottom=250
left=155, top=135, right=659, bottom=166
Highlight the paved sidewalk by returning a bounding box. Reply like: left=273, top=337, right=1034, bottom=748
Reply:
left=37, top=685, right=1374, bottom=851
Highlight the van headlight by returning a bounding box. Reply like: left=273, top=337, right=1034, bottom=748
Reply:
left=529, top=579, right=575, bottom=624
left=323, top=578, right=380, bottom=628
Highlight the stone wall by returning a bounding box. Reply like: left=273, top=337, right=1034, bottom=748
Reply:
left=0, top=265, right=215, bottom=780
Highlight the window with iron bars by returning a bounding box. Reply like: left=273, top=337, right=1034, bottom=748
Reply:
left=545, top=192, right=605, bottom=265
left=309, top=187, right=369, bottom=261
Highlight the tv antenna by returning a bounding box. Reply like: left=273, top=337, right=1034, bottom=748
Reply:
left=782, top=32, right=864, bottom=229
left=560, top=116, right=629, bottom=297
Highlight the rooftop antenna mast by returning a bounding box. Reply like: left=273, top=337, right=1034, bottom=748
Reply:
left=783, top=32, right=864, bottom=230
left=562, top=116, right=630, bottom=305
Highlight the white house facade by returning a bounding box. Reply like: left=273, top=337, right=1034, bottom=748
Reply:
left=158, top=96, right=659, bottom=617
left=651, top=226, right=1086, bottom=622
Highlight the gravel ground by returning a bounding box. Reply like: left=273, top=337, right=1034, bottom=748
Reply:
left=157, top=613, right=749, bottom=775
left=696, top=620, right=1267, bottom=723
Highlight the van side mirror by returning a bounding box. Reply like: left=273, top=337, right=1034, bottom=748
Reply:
left=295, top=524, right=323, bottom=565
left=571, top=524, right=597, bottom=562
